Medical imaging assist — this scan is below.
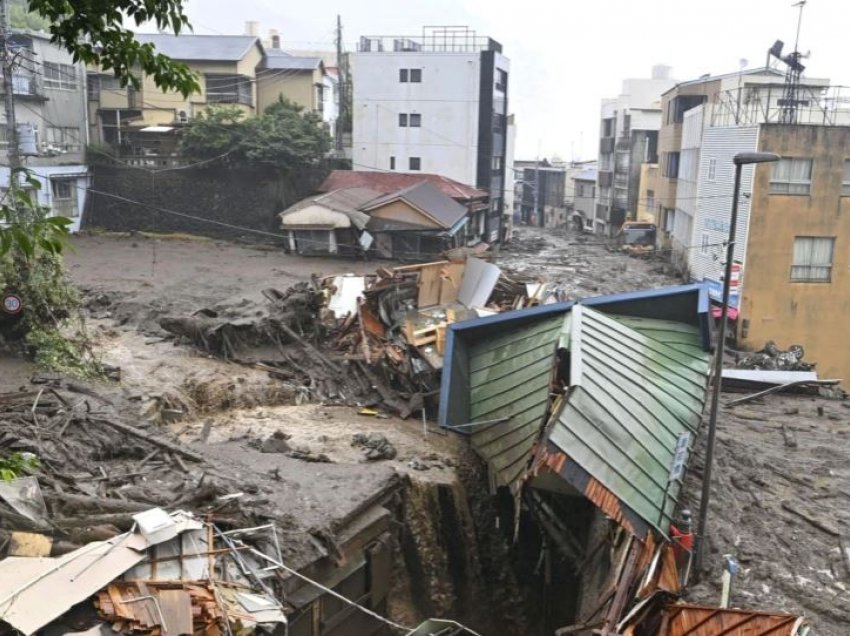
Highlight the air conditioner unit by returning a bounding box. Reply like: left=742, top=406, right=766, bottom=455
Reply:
left=176, top=109, right=189, bottom=123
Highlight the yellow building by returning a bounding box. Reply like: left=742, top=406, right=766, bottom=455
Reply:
left=636, top=163, right=658, bottom=223
left=257, top=50, right=325, bottom=116
left=87, top=34, right=264, bottom=153
left=738, top=123, right=850, bottom=381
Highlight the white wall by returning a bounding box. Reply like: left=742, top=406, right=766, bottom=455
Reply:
left=689, top=126, right=759, bottom=306
left=672, top=105, right=705, bottom=266
left=352, top=51, right=481, bottom=183
left=0, top=165, right=89, bottom=233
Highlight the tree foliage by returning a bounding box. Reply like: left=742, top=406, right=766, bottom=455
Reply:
left=9, top=0, right=50, bottom=31
left=181, top=99, right=332, bottom=170
left=25, top=0, right=199, bottom=96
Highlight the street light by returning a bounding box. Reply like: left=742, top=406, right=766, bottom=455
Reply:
left=694, top=152, right=780, bottom=577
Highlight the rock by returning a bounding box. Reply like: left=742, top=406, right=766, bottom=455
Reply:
left=260, top=430, right=292, bottom=453
left=352, top=432, right=397, bottom=461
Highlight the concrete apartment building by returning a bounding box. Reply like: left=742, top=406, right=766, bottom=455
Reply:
left=2, top=32, right=89, bottom=231
left=514, top=160, right=567, bottom=228
left=568, top=162, right=598, bottom=231
left=595, top=66, right=675, bottom=236
left=351, top=26, right=509, bottom=243
left=668, top=77, right=850, bottom=382
left=655, top=67, right=830, bottom=248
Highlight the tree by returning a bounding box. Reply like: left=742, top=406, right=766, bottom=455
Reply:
left=181, top=99, right=332, bottom=171
left=25, top=0, right=199, bottom=96
left=9, top=0, right=49, bottom=31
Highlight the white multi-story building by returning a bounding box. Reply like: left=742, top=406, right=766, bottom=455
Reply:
left=352, top=26, right=509, bottom=242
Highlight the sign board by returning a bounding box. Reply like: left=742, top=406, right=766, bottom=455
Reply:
left=668, top=432, right=692, bottom=482
left=2, top=294, right=23, bottom=314
left=704, top=262, right=743, bottom=309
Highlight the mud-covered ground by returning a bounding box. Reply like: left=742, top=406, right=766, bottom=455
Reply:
left=684, top=394, right=850, bottom=635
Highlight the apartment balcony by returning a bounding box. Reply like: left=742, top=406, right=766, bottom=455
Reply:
left=599, top=137, right=615, bottom=154
left=5, top=73, right=44, bottom=100
left=595, top=203, right=610, bottom=222
left=615, top=137, right=631, bottom=151
left=598, top=171, right=613, bottom=188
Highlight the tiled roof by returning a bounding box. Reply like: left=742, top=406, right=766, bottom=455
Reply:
left=362, top=181, right=468, bottom=230
left=134, top=34, right=261, bottom=62
left=319, top=170, right=487, bottom=201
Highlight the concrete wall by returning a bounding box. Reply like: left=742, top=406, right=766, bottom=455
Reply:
left=84, top=164, right=327, bottom=239
left=352, top=51, right=481, bottom=181
left=740, top=124, right=850, bottom=381
left=670, top=105, right=705, bottom=270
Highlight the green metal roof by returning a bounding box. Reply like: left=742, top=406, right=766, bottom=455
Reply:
left=547, top=305, right=711, bottom=535
left=466, top=314, right=564, bottom=490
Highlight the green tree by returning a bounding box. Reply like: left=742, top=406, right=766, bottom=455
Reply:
left=9, top=0, right=50, bottom=31
left=181, top=99, right=332, bottom=170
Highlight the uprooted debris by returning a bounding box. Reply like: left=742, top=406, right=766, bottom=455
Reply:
left=736, top=341, right=815, bottom=372
left=156, top=257, right=569, bottom=420
left=352, top=432, right=398, bottom=461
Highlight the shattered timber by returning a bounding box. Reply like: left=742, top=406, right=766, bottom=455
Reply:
left=0, top=229, right=846, bottom=635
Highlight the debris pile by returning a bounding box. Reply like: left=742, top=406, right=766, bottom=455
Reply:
left=158, top=257, right=567, bottom=419
left=736, top=341, right=815, bottom=372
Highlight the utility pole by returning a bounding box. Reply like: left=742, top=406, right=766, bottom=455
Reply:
left=0, top=0, right=20, bottom=206
left=334, top=15, right=345, bottom=156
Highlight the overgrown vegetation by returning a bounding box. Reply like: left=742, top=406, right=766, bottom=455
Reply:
left=180, top=99, right=333, bottom=170
left=9, top=0, right=49, bottom=31
left=0, top=452, right=40, bottom=482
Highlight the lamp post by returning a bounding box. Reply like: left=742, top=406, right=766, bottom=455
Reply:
left=694, top=151, right=779, bottom=577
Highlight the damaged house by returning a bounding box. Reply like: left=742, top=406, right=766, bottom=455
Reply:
left=439, top=284, right=720, bottom=632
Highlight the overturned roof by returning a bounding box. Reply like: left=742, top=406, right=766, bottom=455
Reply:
left=320, top=170, right=487, bottom=201
left=362, top=181, right=468, bottom=230
left=439, top=284, right=711, bottom=539
left=134, top=33, right=261, bottom=62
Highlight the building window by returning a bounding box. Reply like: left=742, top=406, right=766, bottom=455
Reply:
left=389, top=156, right=396, bottom=170
left=664, top=152, right=680, bottom=178
left=842, top=160, right=850, bottom=196
left=791, top=236, right=834, bottom=282
left=602, top=118, right=614, bottom=137
left=43, top=62, right=77, bottom=90
left=667, top=95, right=706, bottom=124
left=399, top=69, right=408, bottom=82
left=700, top=232, right=710, bottom=254
left=51, top=179, right=72, bottom=200
left=770, top=158, right=812, bottom=195
left=708, top=158, right=717, bottom=181
left=205, top=74, right=253, bottom=106
left=646, top=189, right=655, bottom=210
left=409, top=157, right=421, bottom=171
left=409, top=113, right=421, bottom=127
left=398, top=113, right=408, bottom=127
left=492, top=156, right=502, bottom=172
left=410, top=68, right=422, bottom=82
left=495, top=69, right=507, bottom=92
left=44, top=126, right=79, bottom=152
left=399, top=68, right=422, bottom=83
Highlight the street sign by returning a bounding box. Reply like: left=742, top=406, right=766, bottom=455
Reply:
left=2, top=294, right=23, bottom=315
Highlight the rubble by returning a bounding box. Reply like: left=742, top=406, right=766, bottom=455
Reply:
left=352, top=432, right=398, bottom=461
left=736, top=340, right=815, bottom=372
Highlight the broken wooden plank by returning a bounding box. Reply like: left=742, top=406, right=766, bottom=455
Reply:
left=87, top=416, right=205, bottom=463
left=781, top=501, right=840, bottom=536
left=725, top=379, right=842, bottom=408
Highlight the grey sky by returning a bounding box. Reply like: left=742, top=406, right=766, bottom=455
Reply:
left=177, top=0, right=849, bottom=160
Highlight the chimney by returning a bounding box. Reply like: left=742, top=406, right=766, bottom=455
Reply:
left=270, top=29, right=281, bottom=49
left=245, top=21, right=259, bottom=36
left=651, top=64, right=672, bottom=80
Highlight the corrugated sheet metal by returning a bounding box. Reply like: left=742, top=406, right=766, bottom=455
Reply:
left=467, top=314, right=564, bottom=489
left=547, top=305, right=711, bottom=536
left=661, top=604, right=803, bottom=636
left=688, top=126, right=759, bottom=283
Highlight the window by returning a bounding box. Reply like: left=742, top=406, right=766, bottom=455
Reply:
left=399, top=69, right=409, bottom=82
left=667, top=95, right=706, bottom=124
left=495, top=69, right=507, bottom=92
left=409, top=113, right=421, bottom=127
left=43, top=62, right=77, bottom=90
left=664, top=152, right=680, bottom=178
left=492, top=156, right=502, bottom=171
left=770, top=158, right=812, bottom=195
left=399, top=68, right=421, bottom=83
left=602, top=118, right=614, bottom=137
left=700, top=232, right=710, bottom=255
left=708, top=158, right=717, bottom=181
left=389, top=156, right=396, bottom=170
left=51, top=179, right=72, bottom=200
left=410, top=68, right=422, bottom=83
left=409, top=157, right=421, bottom=171
left=398, top=113, right=408, bottom=127
left=44, top=126, right=79, bottom=151
left=791, top=236, right=834, bottom=282
left=646, top=189, right=655, bottom=211
left=205, top=74, right=252, bottom=106
left=842, top=160, right=850, bottom=196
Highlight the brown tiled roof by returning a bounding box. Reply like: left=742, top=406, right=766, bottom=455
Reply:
left=319, top=170, right=487, bottom=201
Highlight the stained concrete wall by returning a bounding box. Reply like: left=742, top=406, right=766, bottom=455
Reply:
left=741, top=124, right=850, bottom=381
left=84, top=164, right=328, bottom=240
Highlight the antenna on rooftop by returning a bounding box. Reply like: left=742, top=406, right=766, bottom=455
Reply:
left=767, top=1, right=809, bottom=124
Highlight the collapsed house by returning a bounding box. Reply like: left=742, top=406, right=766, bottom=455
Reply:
left=438, top=284, right=811, bottom=634
left=278, top=170, right=493, bottom=259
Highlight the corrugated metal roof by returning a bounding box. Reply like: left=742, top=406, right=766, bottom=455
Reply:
left=466, top=314, right=564, bottom=489
left=547, top=305, right=711, bottom=536
left=320, top=170, right=487, bottom=201
left=362, top=181, right=468, bottom=230
left=135, top=33, right=261, bottom=62
left=263, top=50, right=322, bottom=70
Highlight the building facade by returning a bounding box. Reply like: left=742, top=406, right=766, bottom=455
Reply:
left=2, top=32, right=89, bottom=231
left=351, top=26, right=509, bottom=243
left=516, top=162, right=566, bottom=228
left=595, top=66, right=675, bottom=236
left=635, top=163, right=658, bottom=224
left=568, top=164, right=598, bottom=231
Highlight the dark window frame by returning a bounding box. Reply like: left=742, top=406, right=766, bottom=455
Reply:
left=409, top=157, right=421, bottom=171
left=409, top=113, right=421, bottom=127
left=398, top=113, right=408, bottom=127
left=410, top=68, right=422, bottom=82
left=399, top=68, right=409, bottom=82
